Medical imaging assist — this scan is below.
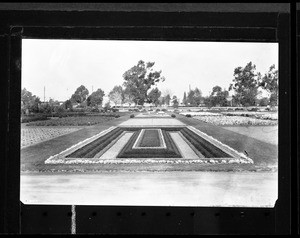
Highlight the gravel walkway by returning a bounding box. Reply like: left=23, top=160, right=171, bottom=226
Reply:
left=21, top=127, right=83, bottom=148
left=119, top=118, right=185, bottom=126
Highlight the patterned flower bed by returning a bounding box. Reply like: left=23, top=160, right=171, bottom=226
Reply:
left=221, top=112, right=278, bottom=120
left=180, top=112, right=221, bottom=116
left=66, top=127, right=124, bottom=158
left=45, top=126, right=253, bottom=165
left=117, top=129, right=182, bottom=158
left=194, top=115, right=277, bottom=126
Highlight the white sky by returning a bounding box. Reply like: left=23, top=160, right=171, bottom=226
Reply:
left=22, top=39, right=278, bottom=102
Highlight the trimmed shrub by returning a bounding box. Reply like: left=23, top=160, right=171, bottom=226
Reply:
left=161, top=108, right=167, bottom=112
left=185, top=114, right=192, bottom=117
left=248, top=107, right=258, bottom=111
left=171, top=114, right=176, bottom=118
left=114, top=115, right=120, bottom=118
left=130, top=114, right=135, bottom=118
left=112, top=108, right=119, bottom=112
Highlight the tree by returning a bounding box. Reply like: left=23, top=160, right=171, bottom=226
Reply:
left=172, top=95, right=179, bottom=108
left=123, top=87, right=135, bottom=107
left=147, top=87, right=161, bottom=106
left=259, top=64, right=278, bottom=106
left=70, top=85, right=89, bottom=103
left=104, top=101, right=111, bottom=112
left=164, top=94, right=171, bottom=106
left=186, top=88, right=202, bottom=106
left=108, top=85, right=124, bottom=106
left=209, top=86, right=229, bottom=107
left=186, top=90, right=195, bottom=106
left=229, top=62, right=260, bottom=107
left=123, top=60, right=165, bottom=105
left=193, top=88, right=202, bottom=106
left=63, top=99, right=73, bottom=110
left=182, top=92, right=187, bottom=106
left=158, top=96, right=165, bottom=106
left=21, top=88, right=41, bottom=114
left=259, top=97, right=270, bottom=106
left=87, top=88, right=105, bottom=107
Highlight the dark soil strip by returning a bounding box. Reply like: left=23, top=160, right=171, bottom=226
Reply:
left=180, top=128, right=231, bottom=158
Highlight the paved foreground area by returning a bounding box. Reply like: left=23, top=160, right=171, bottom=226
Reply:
left=21, top=171, right=277, bottom=207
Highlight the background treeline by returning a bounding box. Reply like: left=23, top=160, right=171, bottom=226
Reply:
left=21, top=60, right=278, bottom=116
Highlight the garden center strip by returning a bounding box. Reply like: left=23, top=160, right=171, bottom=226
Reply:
left=45, top=126, right=253, bottom=165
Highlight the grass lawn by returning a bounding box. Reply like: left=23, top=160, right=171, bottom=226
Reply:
left=222, top=126, right=278, bottom=145
left=139, top=129, right=161, bottom=147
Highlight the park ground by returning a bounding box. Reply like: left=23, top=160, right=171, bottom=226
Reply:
left=20, top=110, right=278, bottom=206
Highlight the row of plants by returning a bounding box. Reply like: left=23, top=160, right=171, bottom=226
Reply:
left=67, top=127, right=123, bottom=158
left=193, top=115, right=278, bottom=126
left=180, top=112, right=221, bottom=117
left=221, top=112, right=278, bottom=120
left=25, top=115, right=119, bottom=126
left=21, top=111, right=125, bottom=123
left=180, top=128, right=230, bottom=158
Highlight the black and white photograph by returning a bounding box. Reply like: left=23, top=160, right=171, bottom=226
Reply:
left=20, top=39, right=278, bottom=207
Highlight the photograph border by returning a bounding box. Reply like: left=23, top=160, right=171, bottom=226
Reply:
left=0, top=3, right=292, bottom=234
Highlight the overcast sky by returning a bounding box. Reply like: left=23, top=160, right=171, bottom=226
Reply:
left=22, top=39, right=278, bottom=102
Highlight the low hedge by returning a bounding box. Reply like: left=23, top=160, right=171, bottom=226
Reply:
left=21, top=114, right=49, bottom=123
left=171, top=114, right=176, bottom=118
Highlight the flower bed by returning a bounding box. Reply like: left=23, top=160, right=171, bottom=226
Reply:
left=194, top=115, right=277, bottom=126
left=117, top=129, right=182, bottom=158
left=180, top=127, right=231, bottom=158
left=26, top=115, right=118, bottom=126
left=180, top=112, right=222, bottom=116
left=66, top=127, right=123, bottom=158
left=221, top=111, right=278, bottom=120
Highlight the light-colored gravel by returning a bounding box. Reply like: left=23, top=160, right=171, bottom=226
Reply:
left=21, top=127, right=82, bottom=148
left=119, top=118, right=186, bottom=126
